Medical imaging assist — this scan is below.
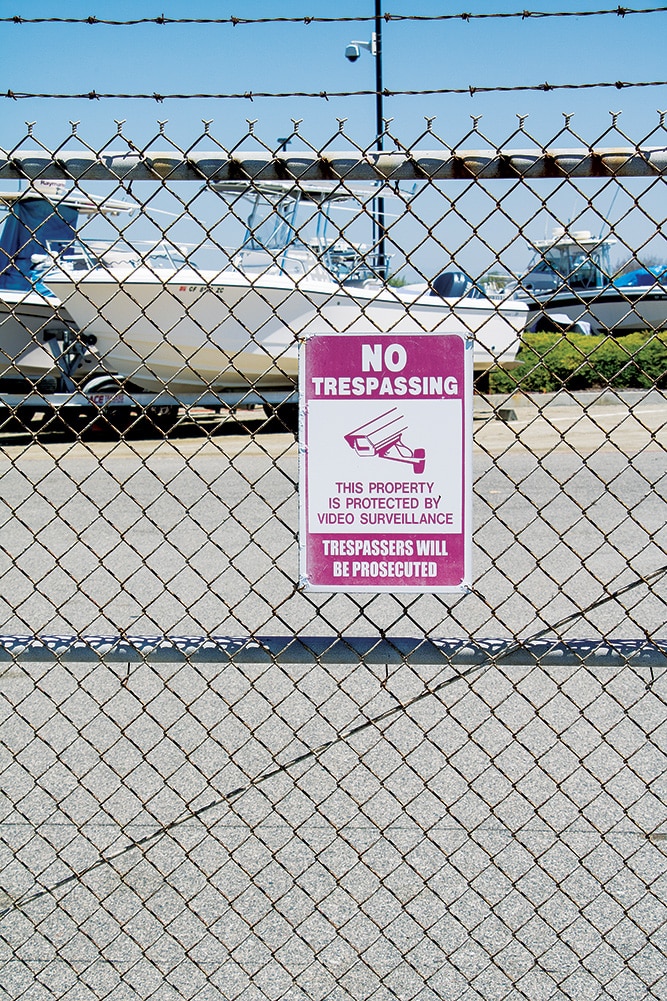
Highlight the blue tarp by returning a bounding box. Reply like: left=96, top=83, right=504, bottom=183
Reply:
left=0, top=196, right=78, bottom=295
left=613, top=267, right=667, bottom=288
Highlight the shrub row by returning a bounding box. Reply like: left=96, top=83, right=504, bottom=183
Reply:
left=490, top=330, right=667, bottom=394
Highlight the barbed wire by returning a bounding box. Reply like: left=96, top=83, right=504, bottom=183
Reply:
left=2, top=6, right=667, bottom=26
left=4, top=79, right=667, bottom=102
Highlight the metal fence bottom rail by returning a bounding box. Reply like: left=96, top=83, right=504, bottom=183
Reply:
left=0, top=634, right=664, bottom=668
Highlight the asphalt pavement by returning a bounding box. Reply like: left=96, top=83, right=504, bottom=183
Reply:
left=0, top=390, right=664, bottom=644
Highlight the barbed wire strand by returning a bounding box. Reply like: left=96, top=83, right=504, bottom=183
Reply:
left=2, top=7, right=667, bottom=26
left=2, top=563, right=665, bottom=919
left=3, top=79, right=667, bottom=102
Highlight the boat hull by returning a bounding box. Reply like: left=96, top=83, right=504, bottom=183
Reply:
left=521, top=285, right=667, bottom=335
left=0, top=290, right=64, bottom=379
left=0, top=289, right=104, bottom=383
left=45, top=268, right=529, bottom=394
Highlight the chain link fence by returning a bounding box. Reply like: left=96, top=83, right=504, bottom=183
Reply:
left=0, top=121, right=665, bottom=999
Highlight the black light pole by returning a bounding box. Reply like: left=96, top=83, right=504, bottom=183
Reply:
left=346, top=1, right=386, bottom=276
left=374, top=0, right=386, bottom=275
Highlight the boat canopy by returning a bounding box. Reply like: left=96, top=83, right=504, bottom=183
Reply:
left=211, top=179, right=384, bottom=206
left=0, top=195, right=78, bottom=294
left=0, top=186, right=135, bottom=294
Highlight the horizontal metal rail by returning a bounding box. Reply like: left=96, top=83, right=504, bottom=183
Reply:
left=2, top=147, right=667, bottom=181
left=0, top=388, right=297, bottom=410
left=0, top=635, right=664, bottom=667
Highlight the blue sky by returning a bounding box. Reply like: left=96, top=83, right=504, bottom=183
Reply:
left=1, top=2, right=666, bottom=278
left=1, top=1, right=666, bottom=151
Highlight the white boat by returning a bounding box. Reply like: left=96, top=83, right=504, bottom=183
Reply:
left=42, top=181, right=530, bottom=396
left=512, top=227, right=667, bottom=334
left=0, top=182, right=134, bottom=385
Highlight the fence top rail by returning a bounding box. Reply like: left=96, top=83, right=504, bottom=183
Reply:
left=0, top=635, right=665, bottom=667
left=2, top=147, right=667, bottom=181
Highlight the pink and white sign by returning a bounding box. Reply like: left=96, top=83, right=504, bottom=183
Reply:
left=299, top=332, right=472, bottom=592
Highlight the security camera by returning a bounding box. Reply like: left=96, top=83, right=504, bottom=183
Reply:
left=345, top=43, right=361, bottom=62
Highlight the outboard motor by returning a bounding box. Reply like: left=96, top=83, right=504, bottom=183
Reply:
left=430, top=271, right=473, bottom=298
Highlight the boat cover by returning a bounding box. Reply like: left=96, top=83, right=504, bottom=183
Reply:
left=613, top=267, right=666, bottom=288
left=0, top=196, right=78, bottom=294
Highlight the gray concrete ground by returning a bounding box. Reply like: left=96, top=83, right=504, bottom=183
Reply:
left=0, top=389, right=664, bottom=642
left=0, top=654, right=665, bottom=1000
left=0, top=392, right=665, bottom=999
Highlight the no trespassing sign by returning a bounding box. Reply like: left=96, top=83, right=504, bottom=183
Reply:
left=299, top=332, right=472, bottom=593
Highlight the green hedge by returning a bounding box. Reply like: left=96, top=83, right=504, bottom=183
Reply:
left=490, top=330, right=667, bottom=394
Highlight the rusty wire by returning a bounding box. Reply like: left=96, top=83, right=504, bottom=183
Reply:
left=2, top=6, right=667, bottom=25
left=4, top=78, right=667, bottom=102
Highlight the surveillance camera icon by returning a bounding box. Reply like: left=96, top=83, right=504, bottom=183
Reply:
left=345, top=43, right=361, bottom=62
left=344, top=408, right=426, bottom=474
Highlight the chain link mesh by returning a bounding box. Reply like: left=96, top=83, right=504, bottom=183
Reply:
left=0, top=120, right=665, bottom=999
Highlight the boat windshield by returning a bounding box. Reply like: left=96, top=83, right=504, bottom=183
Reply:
left=37, top=239, right=192, bottom=273
left=527, top=236, right=613, bottom=291
left=224, top=181, right=391, bottom=283
left=243, top=192, right=300, bottom=253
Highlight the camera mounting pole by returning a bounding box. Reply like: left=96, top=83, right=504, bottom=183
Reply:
left=345, top=0, right=386, bottom=277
